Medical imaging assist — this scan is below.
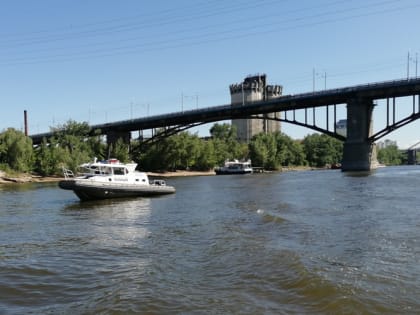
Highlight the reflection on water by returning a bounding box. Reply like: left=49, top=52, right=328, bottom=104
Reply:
left=0, top=166, right=420, bottom=314
left=63, top=198, right=152, bottom=249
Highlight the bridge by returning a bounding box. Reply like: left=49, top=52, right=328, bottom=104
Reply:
left=30, top=78, right=420, bottom=171
left=407, top=141, right=420, bottom=165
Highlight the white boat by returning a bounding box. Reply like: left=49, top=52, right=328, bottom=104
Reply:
left=214, top=159, right=253, bottom=175
left=59, top=158, right=175, bottom=201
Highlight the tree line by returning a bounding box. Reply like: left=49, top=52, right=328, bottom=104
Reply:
left=0, top=120, right=404, bottom=176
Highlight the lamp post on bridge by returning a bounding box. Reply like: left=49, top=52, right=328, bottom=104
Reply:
left=181, top=93, right=199, bottom=111
left=313, top=68, right=327, bottom=91
left=407, top=52, right=418, bottom=78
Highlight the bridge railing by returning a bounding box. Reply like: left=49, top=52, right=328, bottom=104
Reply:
left=290, top=77, right=420, bottom=100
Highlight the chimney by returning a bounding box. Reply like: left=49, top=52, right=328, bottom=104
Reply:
left=24, top=110, right=28, bottom=136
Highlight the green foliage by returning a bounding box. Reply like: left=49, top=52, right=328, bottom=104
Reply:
left=34, top=120, right=106, bottom=175
left=135, top=127, right=249, bottom=172
left=273, top=132, right=306, bottom=167
left=377, top=144, right=402, bottom=165
left=51, top=120, right=91, bottom=137
left=0, top=119, right=350, bottom=175
left=136, top=132, right=215, bottom=171
left=210, top=123, right=237, bottom=141
left=108, top=138, right=130, bottom=163
left=195, top=140, right=217, bottom=171
left=87, top=129, right=106, bottom=160
left=249, top=133, right=275, bottom=169
left=35, top=137, right=67, bottom=176
left=0, top=128, right=33, bottom=172
left=302, top=133, right=343, bottom=167
left=248, top=132, right=307, bottom=169
left=209, top=124, right=248, bottom=165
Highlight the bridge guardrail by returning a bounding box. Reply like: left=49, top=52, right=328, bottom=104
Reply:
left=290, top=77, right=420, bottom=100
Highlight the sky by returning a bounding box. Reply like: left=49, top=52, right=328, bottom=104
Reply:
left=1, top=0, right=420, bottom=148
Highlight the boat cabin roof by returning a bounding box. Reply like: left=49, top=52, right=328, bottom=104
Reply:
left=80, top=159, right=138, bottom=174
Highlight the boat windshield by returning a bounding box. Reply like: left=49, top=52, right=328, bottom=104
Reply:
left=113, top=167, right=127, bottom=175
left=81, top=165, right=112, bottom=175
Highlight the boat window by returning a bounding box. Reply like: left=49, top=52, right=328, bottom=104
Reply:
left=114, top=167, right=125, bottom=175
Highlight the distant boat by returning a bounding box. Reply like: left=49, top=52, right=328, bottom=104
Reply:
left=215, top=159, right=253, bottom=175
left=330, top=163, right=342, bottom=169
left=59, top=158, right=175, bottom=201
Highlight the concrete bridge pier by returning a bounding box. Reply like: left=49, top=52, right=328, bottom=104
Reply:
left=106, top=130, right=131, bottom=149
left=407, top=150, right=417, bottom=165
left=341, top=98, right=377, bottom=171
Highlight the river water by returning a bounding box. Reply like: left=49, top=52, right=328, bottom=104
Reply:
left=0, top=166, right=419, bottom=314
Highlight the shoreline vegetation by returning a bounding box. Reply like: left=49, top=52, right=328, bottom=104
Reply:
left=0, top=166, right=323, bottom=184
left=0, top=122, right=402, bottom=185
left=0, top=123, right=349, bottom=182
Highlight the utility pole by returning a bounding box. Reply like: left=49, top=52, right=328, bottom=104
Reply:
left=181, top=93, right=184, bottom=112
left=323, top=71, right=327, bottom=90
left=313, top=68, right=326, bottom=90
left=24, top=110, right=28, bottom=136
left=312, top=68, right=315, bottom=92
left=407, top=51, right=410, bottom=79
left=407, top=52, right=418, bottom=78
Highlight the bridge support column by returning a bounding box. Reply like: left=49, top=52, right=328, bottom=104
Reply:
left=407, top=150, right=417, bottom=165
left=341, top=98, right=377, bottom=171
left=106, top=130, right=131, bottom=148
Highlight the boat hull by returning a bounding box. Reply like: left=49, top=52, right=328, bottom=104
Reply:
left=59, top=180, right=175, bottom=201
left=214, top=169, right=253, bottom=175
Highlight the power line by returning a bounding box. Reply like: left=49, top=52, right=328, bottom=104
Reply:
left=1, top=0, right=417, bottom=67
left=0, top=0, right=405, bottom=50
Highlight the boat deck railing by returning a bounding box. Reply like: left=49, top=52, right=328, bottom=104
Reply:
left=63, top=168, right=74, bottom=179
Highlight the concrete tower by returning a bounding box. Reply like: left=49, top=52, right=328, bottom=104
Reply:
left=229, top=74, right=282, bottom=142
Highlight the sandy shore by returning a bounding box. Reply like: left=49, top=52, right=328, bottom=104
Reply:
left=0, top=170, right=216, bottom=184
left=0, top=171, right=62, bottom=184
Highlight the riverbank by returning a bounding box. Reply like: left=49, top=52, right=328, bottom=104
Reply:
left=0, top=170, right=216, bottom=184
left=0, top=171, right=62, bottom=184
left=0, top=166, right=322, bottom=184
left=147, top=170, right=216, bottom=177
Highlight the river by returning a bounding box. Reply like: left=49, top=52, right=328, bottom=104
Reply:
left=0, top=166, right=419, bottom=314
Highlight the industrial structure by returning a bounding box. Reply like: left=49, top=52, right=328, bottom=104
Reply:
left=229, top=74, right=282, bottom=142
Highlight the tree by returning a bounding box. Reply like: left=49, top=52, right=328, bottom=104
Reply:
left=302, top=133, right=343, bottom=167
left=35, top=120, right=105, bottom=174
left=210, top=123, right=237, bottom=141
left=0, top=128, right=33, bottom=172
left=210, top=123, right=246, bottom=165
left=274, top=132, right=306, bottom=166
left=195, top=140, right=217, bottom=171
left=108, top=138, right=130, bottom=163
left=135, top=132, right=203, bottom=171
left=248, top=132, right=307, bottom=170
left=34, top=137, right=68, bottom=176
left=377, top=144, right=402, bottom=165
left=249, top=133, right=276, bottom=169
